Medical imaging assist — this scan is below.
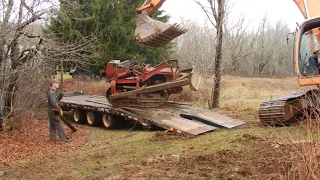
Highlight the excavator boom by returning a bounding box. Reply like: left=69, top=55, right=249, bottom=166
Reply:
left=136, top=0, right=166, bottom=15
left=293, top=0, right=320, bottom=19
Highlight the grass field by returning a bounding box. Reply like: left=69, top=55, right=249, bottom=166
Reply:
left=1, top=75, right=319, bottom=179
left=54, top=72, right=73, bottom=80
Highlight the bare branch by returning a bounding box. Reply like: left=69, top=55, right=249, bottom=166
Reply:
left=194, top=0, right=217, bottom=28
left=19, top=38, right=43, bottom=65
left=210, top=0, right=219, bottom=22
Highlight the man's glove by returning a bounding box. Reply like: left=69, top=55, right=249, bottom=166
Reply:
left=59, top=109, right=63, bottom=116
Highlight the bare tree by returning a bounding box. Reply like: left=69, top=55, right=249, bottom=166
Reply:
left=0, top=0, right=46, bottom=114
left=195, top=0, right=226, bottom=108
left=250, top=14, right=293, bottom=76
left=173, top=20, right=216, bottom=76
left=255, top=14, right=270, bottom=75
left=0, top=0, right=93, bottom=121
left=222, top=16, right=258, bottom=75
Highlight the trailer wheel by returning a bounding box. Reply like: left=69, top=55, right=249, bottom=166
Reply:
left=86, top=111, right=102, bottom=126
left=73, top=109, right=86, bottom=124
left=102, top=113, right=114, bottom=130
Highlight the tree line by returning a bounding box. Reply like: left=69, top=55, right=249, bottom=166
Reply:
left=174, top=14, right=296, bottom=77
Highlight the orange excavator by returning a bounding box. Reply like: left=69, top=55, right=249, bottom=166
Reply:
left=258, top=0, right=320, bottom=125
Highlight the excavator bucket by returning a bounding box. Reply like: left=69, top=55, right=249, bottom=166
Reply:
left=135, top=13, right=188, bottom=47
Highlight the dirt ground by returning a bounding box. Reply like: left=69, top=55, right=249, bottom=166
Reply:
left=110, top=140, right=293, bottom=180
left=0, top=112, right=90, bottom=165
left=1, top=76, right=319, bottom=179
left=0, top=122, right=307, bottom=180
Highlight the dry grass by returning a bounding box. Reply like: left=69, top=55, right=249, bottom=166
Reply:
left=63, top=79, right=107, bottom=96
left=63, top=75, right=308, bottom=111
left=276, top=111, right=320, bottom=179
left=171, top=75, right=320, bottom=179
left=170, top=75, right=309, bottom=127
left=171, top=75, right=312, bottom=109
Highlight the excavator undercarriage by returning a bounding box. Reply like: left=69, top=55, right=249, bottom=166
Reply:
left=258, top=89, right=320, bottom=126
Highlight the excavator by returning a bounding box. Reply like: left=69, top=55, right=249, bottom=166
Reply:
left=258, top=0, right=320, bottom=125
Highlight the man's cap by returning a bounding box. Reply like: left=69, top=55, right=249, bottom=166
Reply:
left=51, top=79, right=60, bottom=84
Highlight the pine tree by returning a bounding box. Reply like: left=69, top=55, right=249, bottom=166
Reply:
left=46, top=0, right=173, bottom=73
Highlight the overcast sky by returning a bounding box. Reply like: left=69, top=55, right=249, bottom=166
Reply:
left=159, top=0, right=305, bottom=31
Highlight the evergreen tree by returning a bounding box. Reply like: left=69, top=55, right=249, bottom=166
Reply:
left=46, top=0, right=173, bottom=73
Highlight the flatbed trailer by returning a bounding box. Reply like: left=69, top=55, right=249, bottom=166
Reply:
left=58, top=94, right=245, bottom=135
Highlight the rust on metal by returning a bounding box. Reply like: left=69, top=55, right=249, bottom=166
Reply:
left=106, top=60, right=201, bottom=108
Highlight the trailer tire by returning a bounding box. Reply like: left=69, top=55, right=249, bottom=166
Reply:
left=102, top=113, right=114, bottom=130
left=73, top=109, right=86, bottom=124
left=86, top=111, right=102, bottom=126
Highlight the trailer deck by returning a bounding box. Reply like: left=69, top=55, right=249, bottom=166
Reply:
left=59, top=94, right=245, bottom=135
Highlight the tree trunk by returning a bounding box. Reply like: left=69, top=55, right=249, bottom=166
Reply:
left=4, top=73, right=18, bottom=115
left=210, top=27, right=223, bottom=108
left=60, top=60, right=64, bottom=90
left=209, top=0, right=224, bottom=109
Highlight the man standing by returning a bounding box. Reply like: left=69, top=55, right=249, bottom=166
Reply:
left=0, top=105, right=4, bottom=131
left=47, top=79, right=71, bottom=143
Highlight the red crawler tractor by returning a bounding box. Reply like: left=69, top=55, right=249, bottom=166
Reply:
left=105, top=59, right=200, bottom=107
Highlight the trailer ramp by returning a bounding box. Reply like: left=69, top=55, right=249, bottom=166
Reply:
left=122, top=103, right=245, bottom=135
left=59, top=95, right=245, bottom=136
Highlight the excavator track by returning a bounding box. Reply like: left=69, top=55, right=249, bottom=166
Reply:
left=258, top=89, right=320, bottom=126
